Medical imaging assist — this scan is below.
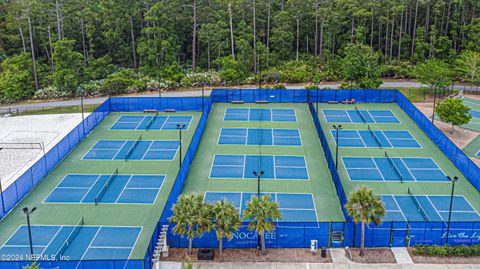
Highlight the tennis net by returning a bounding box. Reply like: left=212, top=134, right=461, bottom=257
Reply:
left=0, top=142, right=43, bottom=150
left=124, top=135, right=142, bottom=161
left=368, top=125, right=382, bottom=148
left=355, top=105, right=367, bottom=123
left=145, top=112, right=158, bottom=130
left=56, top=217, right=85, bottom=258
left=95, top=168, right=119, bottom=205
left=407, top=187, right=431, bottom=221
left=385, top=151, right=403, bottom=183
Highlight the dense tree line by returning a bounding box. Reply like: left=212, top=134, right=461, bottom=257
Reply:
left=0, top=0, right=479, bottom=102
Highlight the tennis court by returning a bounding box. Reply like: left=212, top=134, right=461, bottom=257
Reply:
left=44, top=174, right=165, bottom=204
left=209, top=154, right=309, bottom=180
left=343, top=157, right=447, bottom=182
left=323, top=109, right=400, bottom=123
left=382, top=193, right=480, bottom=222
left=224, top=108, right=297, bottom=122
left=331, top=130, right=420, bottom=148
left=110, top=115, right=192, bottom=131
left=0, top=224, right=141, bottom=260
left=218, top=128, right=302, bottom=146
left=204, top=192, right=317, bottom=222
left=82, top=140, right=179, bottom=161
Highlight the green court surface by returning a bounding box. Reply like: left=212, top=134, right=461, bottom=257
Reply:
left=0, top=111, right=201, bottom=260
left=462, top=97, right=480, bottom=132
left=182, top=103, right=345, bottom=222
left=316, top=103, right=480, bottom=216
left=463, top=134, right=480, bottom=159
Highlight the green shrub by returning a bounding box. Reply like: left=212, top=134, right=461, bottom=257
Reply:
left=305, top=84, right=319, bottom=90
left=381, top=63, right=416, bottom=79
left=413, top=244, right=480, bottom=257
left=34, top=85, right=71, bottom=99
left=99, top=69, right=146, bottom=95
left=180, top=71, right=221, bottom=87
left=272, top=83, right=286, bottom=89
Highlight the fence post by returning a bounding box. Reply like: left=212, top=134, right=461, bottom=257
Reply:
left=389, top=221, right=394, bottom=247
left=353, top=223, right=356, bottom=248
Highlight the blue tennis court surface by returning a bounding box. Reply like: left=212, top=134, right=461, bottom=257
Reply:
left=110, top=115, right=192, bottom=130
left=343, top=157, right=447, bottom=182
left=218, top=128, right=302, bottom=146
left=83, top=140, right=179, bottom=161
left=204, top=192, right=317, bottom=222
left=471, top=110, right=480, bottom=119
left=323, top=109, right=399, bottom=123
left=210, top=154, right=309, bottom=180
left=44, top=174, right=165, bottom=204
left=331, top=130, right=420, bottom=148
left=382, top=194, right=480, bottom=222
left=0, top=225, right=141, bottom=260
left=224, top=108, right=296, bottom=122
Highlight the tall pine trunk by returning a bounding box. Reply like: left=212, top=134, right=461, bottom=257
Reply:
left=130, top=16, right=137, bottom=69
left=25, top=0, right=39, bottom=90
left=266, top=2, right=271, bottom=66
left=410, top=0, right=419, bottom=64
left=48, top=26, right=54, bottom=73
left=16, top=11, right=26, bottom=53
left=398, top=8, right=404, bottom=65
left=425, top=3, right=430, bottom=42
left=55, top=0, right=62, bottom=40
left=314, top=0, right=319, bottom=58
left=228, top=3, right=235, bottom=59
left=192, top=0, right=197, bottom=73
left=296, top=19, right=299, bottom=61
left=252, top=0, right=257, bottom=74
left=319, top=19, right=324, bottom=65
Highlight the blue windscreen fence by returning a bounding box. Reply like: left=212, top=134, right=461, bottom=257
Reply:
left=2, top=90, right=480, bottom=269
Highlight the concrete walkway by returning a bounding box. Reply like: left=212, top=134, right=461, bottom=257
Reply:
left=158, top=261, right=480, bottom=269
left=156, top=248, right=480, bottom=269
left=2, top=80, right=478, bottom=114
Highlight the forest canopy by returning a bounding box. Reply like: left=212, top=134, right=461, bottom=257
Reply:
left=0, top=0, right=479, bottom=102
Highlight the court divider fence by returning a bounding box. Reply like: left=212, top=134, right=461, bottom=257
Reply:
left=2, top=89, right=480, bottom=269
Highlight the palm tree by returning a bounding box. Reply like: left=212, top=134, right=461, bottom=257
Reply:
left=243, top=195, right=282, bottom=255
left=169, top=193, right=213, bottom=255
left=211, top=199, right=242, bottom=256
left=345, top=186, right=386, bottom=256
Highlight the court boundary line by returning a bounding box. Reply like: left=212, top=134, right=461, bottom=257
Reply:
left=109, top=114, right=195, bottom=132
left=321, top=109, right=402, bottom=124
left=379, top=193, right=480, bottom=223
left=203, top=191, right=319, bottom=225
left=1, top=225, right=142, bottom=262
left=217, top=127, right=303, bottom=147
left=328, top=129, right=422, bottom=149
left=42, top=173, right=167, bottom=205
left=341, top=156, right=450, bottom=183
left=209, top=154, right=310, bottom=181
left=81, top=139, right=180, bottom=161
left=223, top=108, right=297, bottom=122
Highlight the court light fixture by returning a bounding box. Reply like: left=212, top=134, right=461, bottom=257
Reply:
left=446, top=176, right=459, bottom=245
left=23, top=206, right=37, bottom=259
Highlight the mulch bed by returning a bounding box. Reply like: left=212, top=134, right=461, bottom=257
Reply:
left=347, top=248, right=396, bottom=263
left=408, top=248, right=480, bottom=264
left=162, top=248, right=332, bottom=263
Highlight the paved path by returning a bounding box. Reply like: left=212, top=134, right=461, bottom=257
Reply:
left=156, top=248, right=480, bottom=269
left=2, top=81, right=478, bottom=114
left=158, top=261, right=480, bottom=269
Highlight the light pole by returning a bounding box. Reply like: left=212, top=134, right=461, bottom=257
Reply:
left=176, top=124, right=186, bottom=168
left=432, top=87, right=437, bottom=124
left=78, top=87, right=85, bottom=135
left=201, top=81, right=205, bottom=113
left=333, top=125, right=342, bottom=169
left=316, top=82, right=319, bottom=114
left=23, top=206, right=37, bottom=259
left=253, top=170, right=264, bottom=249
left=0, top=179, right=5, bottom=214
left=446, top=176, right=458, bottom=245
